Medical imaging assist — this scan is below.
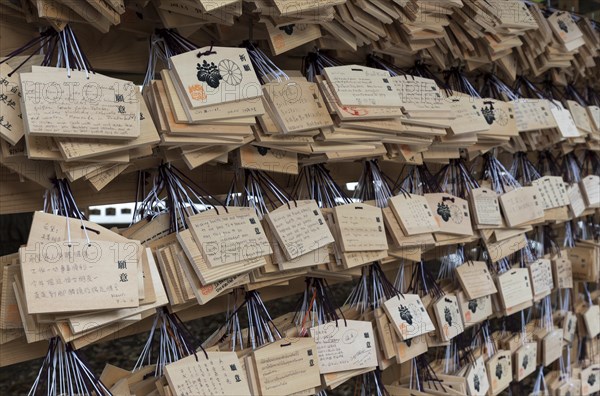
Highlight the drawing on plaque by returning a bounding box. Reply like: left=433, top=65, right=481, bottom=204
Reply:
left=474, top=375, right=480, bottom=392
left=589, top=374, right=596, bottom=386
left=495, top=363, right=503, bottom=380
left=279, top=24, right=295, bottom=35
left=522, top=355, right=529, bottom=370
left=483, top=101, right=510, bottom=126
left=444, top=306, right=453, bottom=326
left=438, top=202, right=451, bottom=221
left=219, top=60, right=243, bottom=86
left=468, top=300, right=479, bottom=313
left=398, top=305, right=414, bottom=325
left=558, top=19, right=568, bottom=33
left=437, top=197, right=462, bottom=223
left=257, top=146, right=270, bottom=156
left=197, top=60, right=223, bottom=88
left=482, top=101, right=496, bottom=125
